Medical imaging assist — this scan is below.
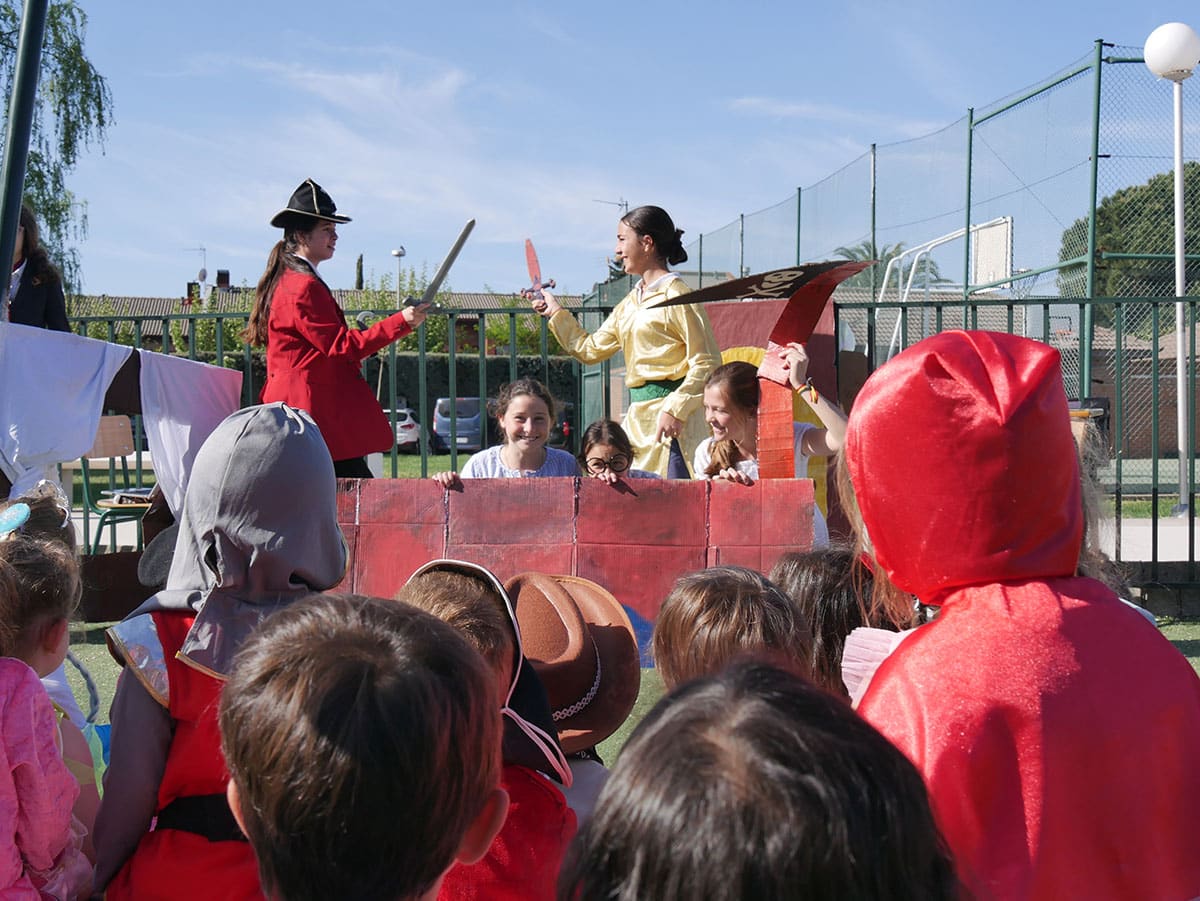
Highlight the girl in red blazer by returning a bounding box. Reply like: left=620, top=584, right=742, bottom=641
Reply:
left=243, top=179, right=428, bottom=477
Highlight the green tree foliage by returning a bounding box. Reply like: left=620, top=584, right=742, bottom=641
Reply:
left=1057, top=163, right=1200, bottom=316
left=0, top=1, right=111, bottom=290
left=835, top=240, right=948, bottom=293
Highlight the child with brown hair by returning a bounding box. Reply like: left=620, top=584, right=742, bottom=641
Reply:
left=434, top=378, right=579, bottom=486
left=396, top=560, right=576, bottom=901
left=218, top=593, right=509, bottom=901
left=768, top=545, right=888, bottom=699
left=695, top=351, right=847, bottom=545
left=558, top=659, right=958, bottom=901
left=577, top=419, right=659, bottom=483
left=0, top=524, right=91, bottom=899
left=651, top=565, right=812, bottom=690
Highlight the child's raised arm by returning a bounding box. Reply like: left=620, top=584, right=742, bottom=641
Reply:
left=785, top=342, right=848, bottom=457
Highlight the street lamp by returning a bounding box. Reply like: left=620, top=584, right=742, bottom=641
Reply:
left=391, top=246, right=406, bottom=308
left=1145, top=22, right=1200, bottom=515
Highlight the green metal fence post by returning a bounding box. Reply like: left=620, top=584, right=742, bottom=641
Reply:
left=739, top=213, right=745, bottom=277
left=870, top=143, right=878, bottom=301
left=1082, top=38, right=1105, bottom=397
left=963, top=109, right=974, bottom=316
left=795, top=186, right=802, bottom=266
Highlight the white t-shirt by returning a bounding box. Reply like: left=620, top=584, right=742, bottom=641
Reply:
left=693, top=421, right=829, bottom=547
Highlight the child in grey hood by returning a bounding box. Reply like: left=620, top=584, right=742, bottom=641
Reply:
left=93, top=403, right=348, bottom=900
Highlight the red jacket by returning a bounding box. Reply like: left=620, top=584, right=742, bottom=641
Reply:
left=849, top=331, right=1200, bottom=900
left=105, top=612, right=261, bottom=901
left=261, top=266, right=412, bottom=461
left=438, top=764, right=577, bottom=901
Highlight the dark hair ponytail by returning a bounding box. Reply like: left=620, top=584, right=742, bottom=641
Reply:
left=242, top=227, right=310, bottom=346
left=622, top=205, right=688, bottom=267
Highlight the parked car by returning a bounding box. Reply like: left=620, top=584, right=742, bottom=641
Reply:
left=431, top=397, right=484, bottom=452
left=384, top=408, right=425, bottom=453
left=549, top=401, right=576, bottom=452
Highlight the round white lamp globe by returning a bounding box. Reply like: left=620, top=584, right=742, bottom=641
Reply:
left=1145, top=22, right=1200, bottom=82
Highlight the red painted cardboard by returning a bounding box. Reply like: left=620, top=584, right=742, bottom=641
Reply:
left=353, top=522, right=446, bottom=597
left=447, top=478, right=575, bottom=545
left=444, top=543, right=575, bottom=585
left=577, top=543, right=707, bottom=623
left=576, top=478, right=706, bottom=546
left=359, top=477, right=446, bottom=525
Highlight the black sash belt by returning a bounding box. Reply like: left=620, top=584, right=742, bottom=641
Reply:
left=156, top=793, right=248, bottom=843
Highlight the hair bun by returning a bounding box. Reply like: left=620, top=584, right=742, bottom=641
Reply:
left=667, top=228, right=688, bottom=266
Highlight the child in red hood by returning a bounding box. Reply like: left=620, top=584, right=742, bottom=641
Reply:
left=842, top=330, right=1200, bottom=900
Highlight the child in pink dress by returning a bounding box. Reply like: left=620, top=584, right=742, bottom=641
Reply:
left=0, top=507, right=89, bottom=899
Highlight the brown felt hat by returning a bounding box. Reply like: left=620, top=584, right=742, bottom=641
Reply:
left=507, top=572, right=640, bottom=754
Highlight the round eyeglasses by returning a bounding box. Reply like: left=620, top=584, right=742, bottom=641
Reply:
left=585, top=453, right=630, bottom=474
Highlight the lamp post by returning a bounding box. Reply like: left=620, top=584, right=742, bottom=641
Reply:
left=1145, top=22, right=1200, bottom=515
left=391, top=246, right=406, bottom=309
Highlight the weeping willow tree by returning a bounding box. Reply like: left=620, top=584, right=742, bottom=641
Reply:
left=0, top=1, right=111, bottom=290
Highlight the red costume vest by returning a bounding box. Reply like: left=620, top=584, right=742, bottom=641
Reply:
left=438, top=764, right=577, bottom=901
left=105, top=611, right=261, bottom=901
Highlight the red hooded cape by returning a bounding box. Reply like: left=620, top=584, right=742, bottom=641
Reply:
left=849, top=331, right=1200, bottom=900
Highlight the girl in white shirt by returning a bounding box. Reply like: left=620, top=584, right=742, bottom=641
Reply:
left=694, top=345, right=848, bottom=545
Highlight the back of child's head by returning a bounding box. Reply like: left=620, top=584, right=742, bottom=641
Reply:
left=0, top=534, right=79, bottom=659
left=558, top=659, right=958, bottom=901
left=702, top=362, right=759, bottom=476
left=652, top=566, right=811, bottom=690
left=495, top=378, right=556, bottom=423
left=396, top=569, right=515, bottom=685
left=579, top=419, right=635, bottom=462
left=0, top=480, right=76, bottom=552
left=769, top=546, right=881, bottom=697
left=219, top=593, right=503, bottom=901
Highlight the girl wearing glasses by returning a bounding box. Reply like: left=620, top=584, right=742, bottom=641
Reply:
left=578, top=420, right=659, bottom=485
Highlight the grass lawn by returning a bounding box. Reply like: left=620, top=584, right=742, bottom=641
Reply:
left=68, top=620, right=1200, bottom=762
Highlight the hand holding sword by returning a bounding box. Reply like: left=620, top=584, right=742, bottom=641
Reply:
left=399, top=219, right=476, bottom=317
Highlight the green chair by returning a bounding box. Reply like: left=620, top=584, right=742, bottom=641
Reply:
left=79, top=415, right=153, bottom=554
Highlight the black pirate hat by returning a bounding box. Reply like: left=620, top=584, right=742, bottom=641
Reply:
left=270, top=179, right=352, bottom=228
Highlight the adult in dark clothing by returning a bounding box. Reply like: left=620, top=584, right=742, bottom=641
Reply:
left=6, top=206, right=69, bottom=331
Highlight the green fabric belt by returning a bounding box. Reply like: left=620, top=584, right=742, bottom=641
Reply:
left=629, top=378, right=685, bottom=403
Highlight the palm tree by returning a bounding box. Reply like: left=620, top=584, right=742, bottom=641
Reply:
left=834, top=240, right=949, bottom=295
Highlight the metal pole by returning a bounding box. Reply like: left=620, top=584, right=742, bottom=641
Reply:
left=963, top=109, right=974, bottom=319
left=1173, top=78, right=1190, bottom=515
left=0, top=0, right=49, bottom=304
left=870, top=143, right=878, bottom=301
left=1082, top=39, right=1104, bottom=396
left=738, top=213, right=745, bottom=277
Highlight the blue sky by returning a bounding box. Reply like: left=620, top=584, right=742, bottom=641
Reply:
left=63, top=1, right=1200, bottom=299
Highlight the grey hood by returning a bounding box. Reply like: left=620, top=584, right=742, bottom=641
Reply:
left=127, top=402, right=347, bottom=675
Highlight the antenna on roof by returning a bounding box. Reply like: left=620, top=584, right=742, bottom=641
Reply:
left=593, top=197, right=629, bottom=216
left=185, top=245, right=211, bottom=304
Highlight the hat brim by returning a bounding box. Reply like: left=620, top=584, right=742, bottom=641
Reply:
left=407, top=559, right=568, bottom=782
left=269, top=208, right=352, bottom=228
left=509, top=572, right=641, bottom=754
left=137, top=521, right=179, bottom=590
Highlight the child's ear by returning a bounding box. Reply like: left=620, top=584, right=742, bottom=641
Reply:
left=226, top=779, right=249, bottom=837
left=454, top=787, right=510, bottom=866
left=40, top=617, right=68, bottom=655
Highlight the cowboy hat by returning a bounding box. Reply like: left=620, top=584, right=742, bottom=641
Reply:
left=507, top=572, right=640, bottom=754
left=270, top=178, right=352, bottom=228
